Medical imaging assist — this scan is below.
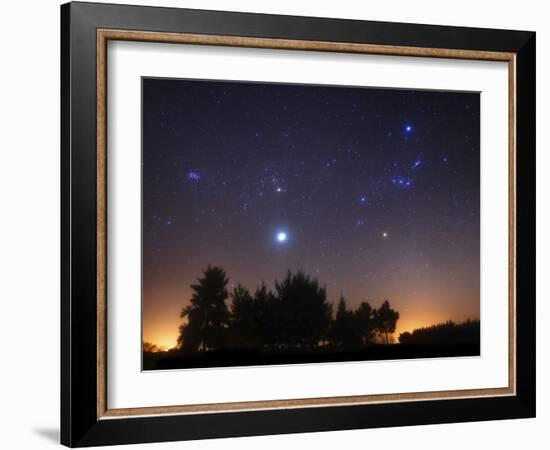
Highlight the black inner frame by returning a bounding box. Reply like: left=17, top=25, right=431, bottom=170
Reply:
left=61, top=2, right=535, bottom=447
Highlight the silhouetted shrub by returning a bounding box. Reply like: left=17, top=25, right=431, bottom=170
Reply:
left=399, top=319, right=480, bottom=345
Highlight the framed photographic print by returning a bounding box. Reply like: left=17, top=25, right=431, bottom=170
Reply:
left=61, top=2, right=536, bottom=447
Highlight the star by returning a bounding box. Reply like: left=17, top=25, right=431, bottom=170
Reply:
left=405, top=124, right=413, bottom=133
left=382, top=231, right=388, bottom=238
left=276, top=231, right=288, bottom=243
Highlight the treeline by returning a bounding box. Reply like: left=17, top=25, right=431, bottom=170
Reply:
left=398, top=319, right=480, bottom=345
left=176, top=265, right=400, bottom=353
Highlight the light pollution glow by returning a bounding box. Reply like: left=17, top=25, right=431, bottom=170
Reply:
left=143, top=276, right=480, bottom=350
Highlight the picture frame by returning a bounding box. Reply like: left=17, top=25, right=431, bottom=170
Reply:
left=61, top=1, right=535, bottom=447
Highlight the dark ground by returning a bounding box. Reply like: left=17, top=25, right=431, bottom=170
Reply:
left=143, top=343, right=480, bottom=371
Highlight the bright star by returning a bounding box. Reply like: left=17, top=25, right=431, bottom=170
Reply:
left=405, top=124, right=413, bottom=132
left=276, top=231, right=288, bottom=243
left=382, top=231, right=388, bottom=238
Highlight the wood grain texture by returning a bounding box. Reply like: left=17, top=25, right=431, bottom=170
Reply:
left=96, top=29, right=517, bottom=419
left=98, top=29, right=515, bottom=61
left=97, top=30, right=108, bottom=420
left=101, top=386, right=515, bottom=418
left=508, top=56, right=517, bottom=394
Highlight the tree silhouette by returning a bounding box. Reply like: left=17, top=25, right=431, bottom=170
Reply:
left=356, top=301, right=376, bottom=345
left=331, top=296, right=348, bottom=346
left=274, top=271, right=332, bottom=348
left=177, top=265, right=230, bottom=352
left=375, top=300, right=399, bottom=344
left=230, top=284, right=262, bottom=347
left=173, top=266, right=406, bottom=354
left=252, top=283, right=279, bottom=348
left=330, top=296, right=362, bottom=347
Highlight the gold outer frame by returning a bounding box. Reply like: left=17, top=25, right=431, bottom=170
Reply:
left=96, top=29, right=516, bottom=420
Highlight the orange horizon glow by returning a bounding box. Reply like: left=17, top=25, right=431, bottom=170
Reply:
left=143, top=250, right=480, bottom=351
left=143, top=296, right=480, bottom=351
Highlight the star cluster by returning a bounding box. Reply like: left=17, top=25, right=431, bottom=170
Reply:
left=142, top=79, right=480, bottom=349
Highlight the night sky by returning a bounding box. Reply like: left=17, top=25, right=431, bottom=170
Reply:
left=142, top=78, right=480, bottom=350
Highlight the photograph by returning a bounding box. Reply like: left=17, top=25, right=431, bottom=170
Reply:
left=141, top=78, right=481, bottom=371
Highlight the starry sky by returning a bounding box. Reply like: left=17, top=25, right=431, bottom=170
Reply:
left=142, top=78, right=480, bottom=350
